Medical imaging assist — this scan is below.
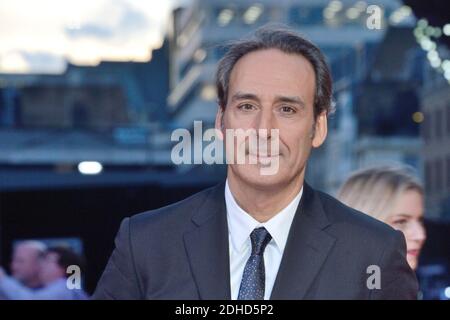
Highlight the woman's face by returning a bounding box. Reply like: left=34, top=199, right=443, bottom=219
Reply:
left=385, top=189, right=426, bottom=270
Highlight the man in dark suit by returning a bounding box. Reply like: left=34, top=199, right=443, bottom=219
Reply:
left=93, top=25, right=418, bottom=300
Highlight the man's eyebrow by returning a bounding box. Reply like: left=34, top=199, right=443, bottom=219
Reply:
left=230, top=92, right=306, bottom=108
left=274, top=95, right=306, bottom=108
left=230, top=92, right=260, bottom=103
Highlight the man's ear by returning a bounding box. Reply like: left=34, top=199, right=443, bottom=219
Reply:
left=312, top=111, right=327, bottom=148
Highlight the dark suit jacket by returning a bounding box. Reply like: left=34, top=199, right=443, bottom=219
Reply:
left=93, top=181, right=418, bottom=299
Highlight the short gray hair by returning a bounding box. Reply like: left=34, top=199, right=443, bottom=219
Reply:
left=215, top=24, right=333, bottom=119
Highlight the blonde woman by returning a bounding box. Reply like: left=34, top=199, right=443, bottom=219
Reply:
left=338, top=166, right=426, bottom=271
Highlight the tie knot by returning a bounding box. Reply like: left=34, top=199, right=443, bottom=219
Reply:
left=250, top=227, right=272, bottom=256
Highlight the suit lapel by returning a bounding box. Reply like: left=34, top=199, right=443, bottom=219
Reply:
left=270, top=183, right=336, bottom=299
left=183, top=181, right=336, bottom=300
left=183, top=182, right=232, bottom=299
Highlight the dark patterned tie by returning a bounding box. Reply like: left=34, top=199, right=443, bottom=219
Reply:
left=237, top=227, right=272, bottom=300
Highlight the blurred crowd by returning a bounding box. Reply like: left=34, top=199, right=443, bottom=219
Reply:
left=0, top=241, right=88, bottom=300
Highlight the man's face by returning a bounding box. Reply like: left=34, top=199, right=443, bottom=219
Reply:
left=39, top=252, right=64, bottom=285
left=11, top=245, right=42, bottom=285
left=216, top=48, right=327, bottom=189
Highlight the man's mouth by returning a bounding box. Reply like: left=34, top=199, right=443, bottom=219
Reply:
left=248, top=152, right=280, bottom=165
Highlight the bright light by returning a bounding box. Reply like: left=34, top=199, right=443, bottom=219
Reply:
left=442, top=60, right=450, bottom=71
left=412, top=112, right=424, bottom=123
left=419, top=38, right=431, bottom=50
left=217, top=9, right=234, bottom=27
left=417, top=19, right=428, bottom=29
left=346, top=7, right=360, bottom=20
left=413, top=27, right=422, bottom=38
left=243, top=4, right=263, bottom=25
left=444, top=287, right=450, bottom=299
left=427, top=50, right=439, bottom=61
left=443, top=24, right=450, bottom=36
left=420, top=39, right=435, bottom=51
left=193, top=49, right=206, bottom=63
left=0, top=51, right=30, bottom=73
left=400, top=5, right=412, bottom=15
left=389, top=5, right=412, bottom=25
left=324, top=0, right=343, bottom=21
left=78, top=161, right=103, bottom=175
left=433, top=28, right=442, bottom=38
left=328, top=0, right=343, bottom=12
left=425, top=26, right=435, bottom=37
left=430, top=58, right=441, bottom=68
left=323, top=8, right=336, bottom=20
left=416, top=28, right=446, bottom=73
left=444, top=70, right=450, bottom=80
left=200, top=84, right=216, bottom=101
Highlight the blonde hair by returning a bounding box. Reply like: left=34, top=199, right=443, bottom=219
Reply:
left=337, top=166, right=424, bottom=222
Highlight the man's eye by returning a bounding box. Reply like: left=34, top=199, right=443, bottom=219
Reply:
left=238, top=103, right=255, bottom=111
left=280, top=105, right=296, bottom=114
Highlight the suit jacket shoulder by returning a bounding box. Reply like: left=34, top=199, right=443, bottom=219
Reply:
left=129, top=184, right=217, bottom=233
left=294, top=186, right=418, bottom=299
left=92, top=182, right=227, bottom=299
left=93, top=181, right=418, bottom=300
left=317, top=189, right=401, bottom=242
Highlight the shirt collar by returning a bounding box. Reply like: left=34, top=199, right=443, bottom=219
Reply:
left=225, top=179, right=303, bottom=254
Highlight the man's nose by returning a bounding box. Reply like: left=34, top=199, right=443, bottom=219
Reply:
left=255, top=108, right=275, bottom=137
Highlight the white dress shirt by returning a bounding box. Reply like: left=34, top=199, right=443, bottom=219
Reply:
left=225, top=179, right=303, bottom=300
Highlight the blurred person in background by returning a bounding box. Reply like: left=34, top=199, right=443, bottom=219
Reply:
left=0, top=246, right=88, bottom=300
left=10, top=240, right=46, bottom=289
left=337, top=166, right=426, bottom=271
